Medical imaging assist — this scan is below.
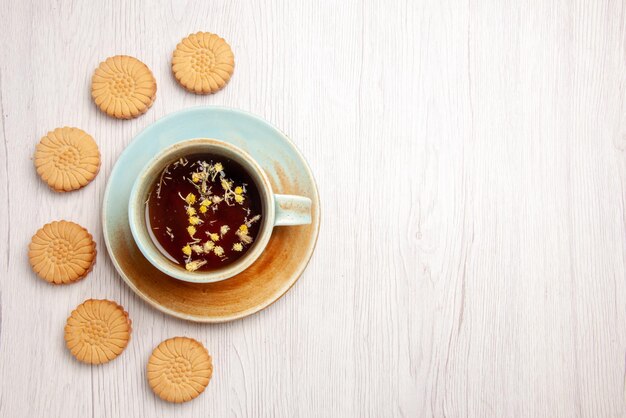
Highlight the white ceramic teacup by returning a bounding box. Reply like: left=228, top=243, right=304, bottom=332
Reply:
left=128, top=138, right=312, bottom=283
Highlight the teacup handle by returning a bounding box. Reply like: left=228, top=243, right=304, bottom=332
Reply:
left=274, top=194, right=312, bottom=226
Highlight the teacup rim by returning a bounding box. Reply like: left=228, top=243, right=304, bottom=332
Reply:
left=128, top=137, right=275, bottom=283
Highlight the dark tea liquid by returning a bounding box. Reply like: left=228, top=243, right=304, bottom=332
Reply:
left=146, top=153, right=262, bottom=272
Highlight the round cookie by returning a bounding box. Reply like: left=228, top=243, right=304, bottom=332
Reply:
left=64, top=299, right=132, bottom=365
left=34, top=127, right=100, bottom=192
left=28, top=220, right=96, bottom=284
left=172, top=32, right=234, bottom=94
left=91, top=55, right=157, bottom=119
left=147, top=337, right=213, bottom=403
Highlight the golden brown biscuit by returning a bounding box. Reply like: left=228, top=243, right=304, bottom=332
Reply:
left=28, top=220, right=96, bottom=284
left=91, top=55, right=157, bottom=119
left=172, top=32, right=234, bottom=94
left=64, top=299, right=132, bottom=364
left=147, top=337, right=213, bottom=403
left=34, top=127, right=100, bottom=192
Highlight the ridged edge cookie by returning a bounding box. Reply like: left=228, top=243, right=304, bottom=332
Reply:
left=64, top=299, right=132, bottom=364
left=172, top=32, right=234, bottom=94
left=91, top=55, right=157, bottom=119
left=28, top=220, right=96, bottom=284
left=34, top=127, right=101, bottom=192
left=147, top=337, right=213, bottom=403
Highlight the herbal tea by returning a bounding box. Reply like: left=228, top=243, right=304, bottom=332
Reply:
left=146, top=153, right=262, bottom=272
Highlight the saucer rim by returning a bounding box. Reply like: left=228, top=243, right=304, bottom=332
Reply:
left=102, top=105, right=321, bottom=323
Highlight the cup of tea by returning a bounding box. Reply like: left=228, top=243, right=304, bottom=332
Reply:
left=128, top=138, right=312, bottom=283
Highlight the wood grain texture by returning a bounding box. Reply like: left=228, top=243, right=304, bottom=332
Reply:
left=0, top=0, right=625, bottom=416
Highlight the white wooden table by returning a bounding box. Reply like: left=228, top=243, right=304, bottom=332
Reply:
left=1, top=1, right=625, bottom=416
